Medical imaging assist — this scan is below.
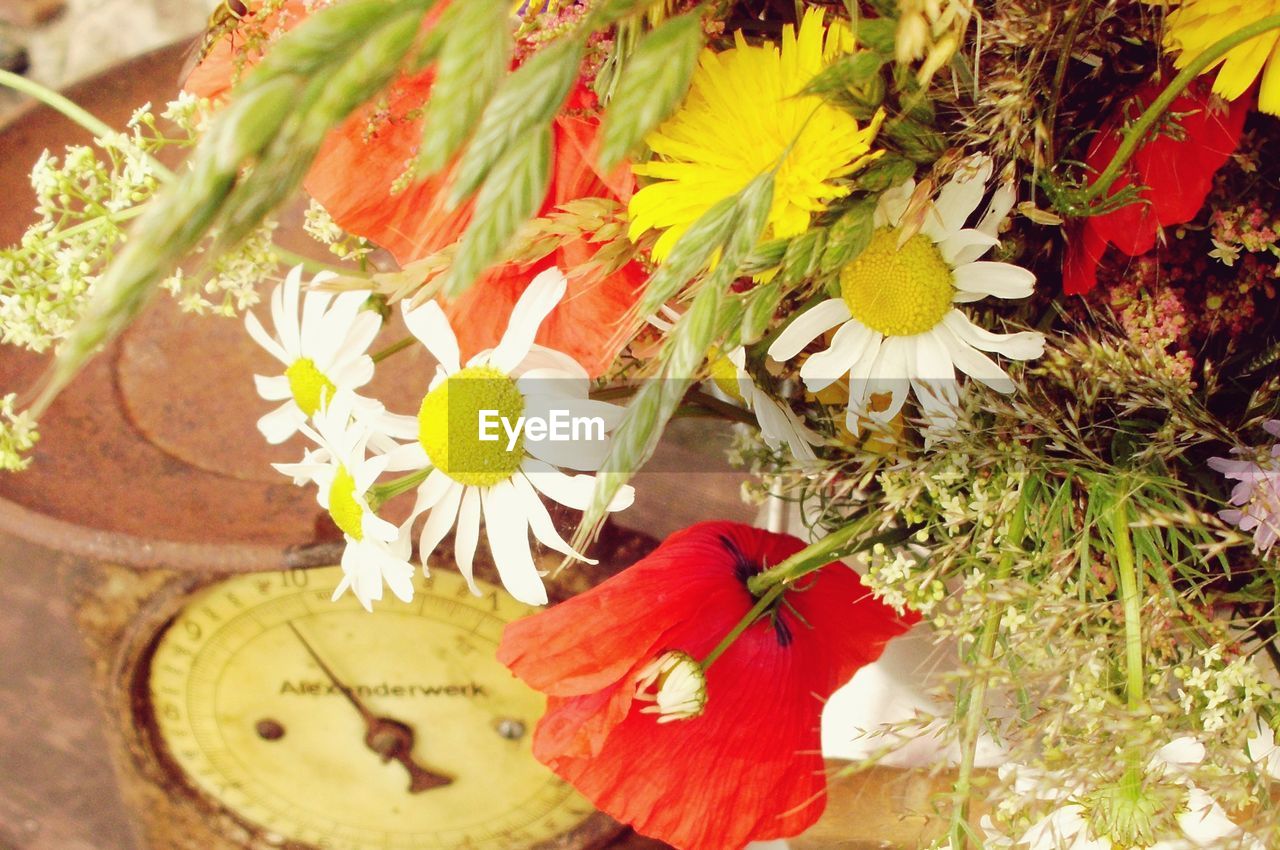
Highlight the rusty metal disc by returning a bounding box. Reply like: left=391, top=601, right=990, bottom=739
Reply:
left=0, top=43, right=433, bottom=572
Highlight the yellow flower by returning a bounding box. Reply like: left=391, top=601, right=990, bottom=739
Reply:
left=1160, top=0, right=1280, bottom=114
left=627, top=8, right=883, bottom=262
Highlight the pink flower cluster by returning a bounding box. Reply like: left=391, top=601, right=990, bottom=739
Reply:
left=1210, top=421, right=1280, bottom=553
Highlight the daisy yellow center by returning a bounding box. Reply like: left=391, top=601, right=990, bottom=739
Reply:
left=328, top=466, right=365, bottom=541
left=707, top=348, right=744, bottom=403
left=286, top=357, right=337, bottom=417
left=839, top=228, right=954, bottom=337
left=417, top=365, right=524, bottom=488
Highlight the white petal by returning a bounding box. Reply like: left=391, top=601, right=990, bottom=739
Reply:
left=491, top=268, right=567, bottom=374
left=751, top=389, right=819, bottom=461
left=329, top=356, right=376, bottom=390
left=417, top=480, right=463, bottom=561
left=526, top=430, right=610, bottom=472
left=523, top=393, right=626, bottom=432
left=510, top=345, right=589, bottom=382
left=874, top=178, right=915, bottom=228
left=977, top=180, right=1017, bottom=238
left=939, top=228, right=999, bottom=266
left=942, top=310, right=1045, bottom=360
left=941, top=326, right=1015, bottom=392
left=910, top=327, right=955, bottom=383
left=257, top=402, right=307, bottom=444
left=245, top=310, right=290, bottom=365
left=361, top=509, right=399, bottom=543
left=254, top=373, right=292, bottom=401
left=933, top=156, right=992, bottom=237
left=767, top=299, right=852, bottom=362
left=276, top=266, right=304, bottom=356
left=953, top=261, right=1036, bottom=302
left=482, top=481, right=548, bottom=605
left=379, top=411, right=421, bottom=442
left=299, top=289, right=335, bottom=356
left=512, top=474, right=594, bottom=563
left=404, top=301, right=461, bottom=374
left=861, top=336, right=910, bottom=422
left=845, top=333, right=883, bottom=412
left=453, top=487, right=482, bottom=593
left=800, top=319, right=875, bottom=392
left=381, top=441, right=430, bottom=472
left=522, top=458, right=632, bottom=512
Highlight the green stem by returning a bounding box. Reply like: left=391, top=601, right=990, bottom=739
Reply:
left=704, top=512, right=908, bottom=670
left=370, top=335, right=416, bottom=364
left=369, top=468, right=431, bottom=510
left=947, top=486, right=1029, bottom=850
left=1110, top=496, right=1144, bottom=713
left=0, top=69, right=119, bottom=141
left=1043, top=0, right=1092, bottom=166
left=274, top=247, right=361, bottom=277
left=1078, top=12, right=1280, bottom=206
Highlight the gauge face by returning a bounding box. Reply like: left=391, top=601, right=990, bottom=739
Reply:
left=147, top=567, right=598, bottom=850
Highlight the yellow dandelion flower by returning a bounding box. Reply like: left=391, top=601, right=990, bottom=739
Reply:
left=627, top=8, right=883, bottom=262
left=1160, top=0, right=1280, bottom=114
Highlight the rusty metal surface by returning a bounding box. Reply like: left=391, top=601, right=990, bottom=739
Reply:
left=0, top=43, right=438, bottom=572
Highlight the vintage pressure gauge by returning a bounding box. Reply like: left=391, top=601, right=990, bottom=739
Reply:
left=142, top=566, right=612, bottom=850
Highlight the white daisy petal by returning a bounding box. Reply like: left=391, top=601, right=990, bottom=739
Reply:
left=277, top=265, right=304, bottom=356
left=418, top=480, right=463, bottom=562
left=299, top=288, right=335, bottom=356
left=953, top=261, right=1036, bottom=302
left=257, top=402, right=307, bottom=444
left=511, top=345, right=590, bottom=382
left=799, top=318, right=875, bottom=391
left=522, top=458, right=633, bottom=512
left=246, top=310, right=292, bottom=365
left=875, top=178, right=915, bottom=228
left=939, top=228, right=999, bottom=266
left=491, top=268, right=568, bottom=373
left=861, top=336, right=910, bottom=422
left=768, top=298, right=853, bottom=362
left=526, top=429, right=611, bottom=472
left=846, top=333, right=883, bottom=414
left=976, top=179, right=1016, bottom=238
left=482, top=481, right=548, bottom=606
left=404, top=300, right=461, bottom=374
left=941, top=325, right=1016, bottom=392
left=254, top=374, right=292, bottom=401
left=512, top=473, right=594, bottom=563
left=932, top=155, right=992, bottom=237
left=750, top=388, right=819, bottom=461
left=523, top=393, right=626, bottom=432
left=942, top=310, right=1045, bottom=360
left=454, top=487, right=482, bottom=594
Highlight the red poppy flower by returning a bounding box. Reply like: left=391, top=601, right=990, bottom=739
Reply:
left=498, top=521, right=917, bottom=850
left=184, top=2, right=647, bottom=377
left=1063, top=77, right=1251, bottom=295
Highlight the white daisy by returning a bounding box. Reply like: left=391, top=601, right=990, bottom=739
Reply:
left=245, top=265, right=382, bottom=444
left=273, top=391, right=414, bottom=611
left=378, top=267, right=634, bottom=606
left=708, top=346, right=821, bottom=461
left=767, top=156, right=1045, bottom=430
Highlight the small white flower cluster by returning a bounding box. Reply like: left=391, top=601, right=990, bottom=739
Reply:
left=0, top=393, right=38, bottom=472
left=0, top=96, right=252, bottom=352
left=303, top=199, right=372, bottom=262
left=1175, top=644, right=1276, bottom=734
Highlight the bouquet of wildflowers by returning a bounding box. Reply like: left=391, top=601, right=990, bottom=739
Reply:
left=5, top=0, right=1280, bottom=847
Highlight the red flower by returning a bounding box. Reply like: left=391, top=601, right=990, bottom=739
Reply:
left=184, top=2, right=647, bottom=377
left=498, top=521, right=917, bottom=850
left=1063, top=77, right=1251, bottom=295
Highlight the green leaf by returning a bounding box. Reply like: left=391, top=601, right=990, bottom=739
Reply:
left=445, top=123, right=552, bottom=296
left=597, top=12, right=702, bottom=171
left=779, top=227, right=827, bottom=286
left=800, top=51, right=884, bottom=98
left=855, top=153, right=915, bottom=192
left=853, top=17, right=896, bottom=54
left=820, top=196, right=877, bottom=274
left=417, top=0, right=512, bottom=175
left=449, top=33, right=585, bottom=205
left=635, top=192, right=739, bottom=316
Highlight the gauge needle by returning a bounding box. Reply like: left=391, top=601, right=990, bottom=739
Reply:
left=286, top=621, right=453, bottom=793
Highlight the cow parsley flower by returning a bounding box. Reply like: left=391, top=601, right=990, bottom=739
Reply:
left=768, top=156, right=1044, bottom=430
